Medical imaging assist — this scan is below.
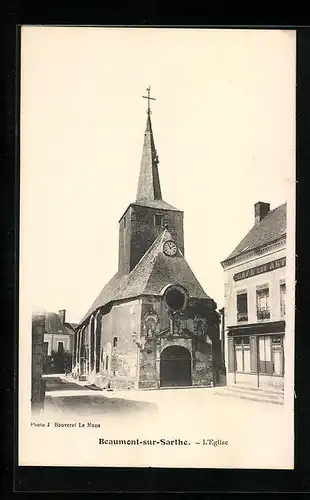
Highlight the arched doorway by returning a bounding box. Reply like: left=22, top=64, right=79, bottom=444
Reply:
left=160, top=346, right=192, bottom=387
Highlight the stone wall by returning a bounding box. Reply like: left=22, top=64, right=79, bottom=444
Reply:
left=31, top=313, right=46, bottom=411
left=96, top=299, right=141, bottom=389
left=118, top=203, right=184, bottom=274
left=138, top=297, right=217, bottom=388
left=192, top=342, right=213, bottom=386
left=138, top=338, right=157, bottom=389
left=75, top=294, right=222, bottom=391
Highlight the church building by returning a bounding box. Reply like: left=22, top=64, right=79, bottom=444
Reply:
left=72, top=88, right=221, bottom=390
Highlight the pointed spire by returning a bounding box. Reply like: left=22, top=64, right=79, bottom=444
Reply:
left=136, top=88, right=162, bottom=202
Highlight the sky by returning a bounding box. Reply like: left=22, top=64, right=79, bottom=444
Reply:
left=20, top=27, right=296, bottom=323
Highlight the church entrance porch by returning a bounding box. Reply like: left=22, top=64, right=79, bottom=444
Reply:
left=160, top=346, right=192, bottom=388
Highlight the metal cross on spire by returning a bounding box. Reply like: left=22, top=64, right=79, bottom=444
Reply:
left=142, top=86, right=156, bottom=114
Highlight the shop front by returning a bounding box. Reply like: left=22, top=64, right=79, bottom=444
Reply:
left=227, top=321, right=285, bottom=390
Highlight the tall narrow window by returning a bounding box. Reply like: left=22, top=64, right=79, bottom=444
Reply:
left=235, top=336, right=250, bottom=373
left=154, top=214, right=164, bottom=227
left=57, top=341, right=64, bottom=354
left=105, top=355, right=109, bottom=371
left=43, top=342, right=49, bottom=355
left=280, top=282, right=286, bottom=317
left=236, top=291, right=248, bottom=322
left=123, top=216, right=126, bottom=229
left=113, top=336, right=118, bottom=347
left=256, top=286, right=270, bottom=320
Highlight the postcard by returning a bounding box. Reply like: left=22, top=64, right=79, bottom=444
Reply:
left=19, top=26, right=296, bottom=469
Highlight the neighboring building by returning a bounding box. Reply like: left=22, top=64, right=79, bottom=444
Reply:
left=73, top=92, right=222, bottom=389
left=43, top=309, right=74, bottom=356
left=221, top=201, right=286, bottom=390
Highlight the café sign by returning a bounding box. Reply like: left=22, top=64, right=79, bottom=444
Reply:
left=233, top=257, right=286, bottom=282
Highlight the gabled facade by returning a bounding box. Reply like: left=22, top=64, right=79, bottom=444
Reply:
left=73, top=93, right=222, bottom=389
left=43, top=309, right=74, bottom=356
left=221, top=201, right=286, bottom=390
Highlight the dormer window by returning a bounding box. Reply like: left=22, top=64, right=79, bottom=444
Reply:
left=154, top=214, right=164, bottom=227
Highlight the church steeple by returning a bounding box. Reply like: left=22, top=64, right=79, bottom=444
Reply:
left=118, top=88, right=184, bottom=275
left=136, top=87, right=162, bottom=201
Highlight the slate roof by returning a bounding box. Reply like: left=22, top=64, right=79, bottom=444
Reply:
left=134, top=113, right=180, bottom=212
left=79, top=229, right=211, bottom=325
left=222, top=202, right=287, bottom=263
left=65, top=322, right=78, bottom=332
left=44, top=312, right=74, bottom=336
left=136, top=113, right=162, bottom=202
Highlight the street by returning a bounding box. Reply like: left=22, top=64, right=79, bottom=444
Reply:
left=26, top=375, right=293, bottom=469
left=44, top=375, right=158, bottom=417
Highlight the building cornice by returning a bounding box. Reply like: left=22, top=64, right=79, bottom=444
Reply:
left=227, top=320, right=285, bottom=336
left=221, top=235, right=286, bottom=270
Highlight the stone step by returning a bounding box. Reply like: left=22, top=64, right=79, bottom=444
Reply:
left=215, top=391, right=284, bottom=405
left=214, top=386, right=284, bottom=405
left=224, top=386, right=284, bottom=399
left=230, top=384, right=284, bottom=396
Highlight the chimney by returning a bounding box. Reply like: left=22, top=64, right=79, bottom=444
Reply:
left=58, top=309, right=66, bottom=323
left=254, top=201, right=270, bottom=225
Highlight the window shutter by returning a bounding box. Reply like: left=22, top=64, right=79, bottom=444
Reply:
left=250, top=336, right=257, bottom=373
left=227, top=337, right=235, bottom=372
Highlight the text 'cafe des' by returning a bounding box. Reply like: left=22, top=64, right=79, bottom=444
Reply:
left=221, top=201, right=287, bottom=391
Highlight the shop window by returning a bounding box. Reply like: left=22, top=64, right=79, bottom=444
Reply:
left=235, top=336, right=250, bottom=373
left=271, top=336, right=284, bottom=375
left=256, top=286, right=270, bottom=320
left=258, top=336, right=273, bottom=374
left=280, top=282, right=286, bottom=317
left=154, top=214, right=164, bottom=227
left=236, top=291, right=248, bottom=322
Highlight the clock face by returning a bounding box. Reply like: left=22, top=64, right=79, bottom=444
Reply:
left=163, top=240, right=178, bottom=257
